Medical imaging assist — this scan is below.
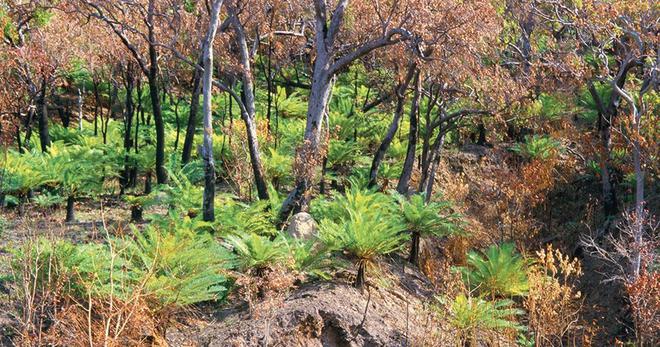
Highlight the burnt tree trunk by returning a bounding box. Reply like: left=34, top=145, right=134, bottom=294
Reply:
left=147, top=0, right=167, bottom=185
left=65, top=195, right=75, bottom=223
left=354, top=261, right=366, bottom=289
left=37, top=78, right=51, bottom=152
left=396, top=71, right=421, bottom=195
left=408, top=231, right=420, bottom=266
left=121, top=65, right=136, bottom=194
left=368, top=64, right=415, bottom=188
left=181, top=55, right=203, bottom=165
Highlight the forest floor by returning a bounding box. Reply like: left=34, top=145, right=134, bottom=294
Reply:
left=0, top=144, right=635, bottom=346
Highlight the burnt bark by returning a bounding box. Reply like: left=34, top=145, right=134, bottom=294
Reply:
left=181, top=55, right=203, bottom=165
left=408, top=231, right=420, bottom=266
left=37, top=78, right=50, bottom=152
left=354, top=261, right=366, bottom=289
left=368, top=64, right=416, bottom=188
left=396, top=71, right=421, bottom=195
left=121, top=65, right=136, bottom=194
left=65, top=195, right=75, bottom=223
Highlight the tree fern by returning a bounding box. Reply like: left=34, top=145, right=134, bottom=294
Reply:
left=318, top=188, right=407, bottom=288
left=443, top=294, right=524, bottom=345
left=459, top=243, right=529, bottom=298
left=395, top=193, right=462, bottom=265
left=226, top=233, right=288, bottom=273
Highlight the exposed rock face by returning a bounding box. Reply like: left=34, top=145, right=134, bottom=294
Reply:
left=287, top=212, right=318, bottom=240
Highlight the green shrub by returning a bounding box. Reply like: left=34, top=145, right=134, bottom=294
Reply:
left=215, top=197, right=278, bottom=236
left=226, top=233, right=288, bottom=273
left=441, top=294, right=524, bottom=345
left=459, top=243, right=529, bottom=298
left=511, top=135, right=562, bottom=161
left=395, top=193, right=462, bottom=265
left=285, top=237, right=335, bottom=280
left=11, top=217, right=234, bottom=312
left=318, top=187, right=407, bottom=288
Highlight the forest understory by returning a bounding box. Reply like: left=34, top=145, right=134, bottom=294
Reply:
left=0, top=0, right=658, bottom=346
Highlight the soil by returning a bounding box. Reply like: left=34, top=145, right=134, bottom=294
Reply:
left=165, top=257, right=447, bottom=347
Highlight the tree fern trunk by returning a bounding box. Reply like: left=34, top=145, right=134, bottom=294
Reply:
left=354, top=262, right=366, bottom=289
left=408, top=231, right=420, bottom=266
left=65, top=195, right=75, bottom=223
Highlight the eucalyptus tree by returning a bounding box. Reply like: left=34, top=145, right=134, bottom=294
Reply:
left=510, top=0, right=658, bottom=223
left=199, top=0, right=225, bottom=221
left=72, top=0, right=190, bottom=184
left=278, top=0, right=422, bottom=221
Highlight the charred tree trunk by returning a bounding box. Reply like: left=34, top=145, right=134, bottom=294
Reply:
left=588, top=83, right=619, bottom=218
left=37, top=78, right=51, bottom=152
left=65, top=195, right=75, bottom=223
left=423, top=130, right=446, bottom=201
left=396, top=71, right=421, bottom=195
left=354, top=261, right=366, bottom=289
left=182, top=55, right=203, bottom=165
left=121, top=65, right=136, bottom=194
left=147, top=0, right=167, bottom=185
left=408, top=231, right=421, bottom=266
left=368, top=64, right=415, bottom=188
left=93, top=79, right=100, bottom=136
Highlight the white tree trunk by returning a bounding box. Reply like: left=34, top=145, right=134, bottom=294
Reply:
left=201, top=0, right=225, bottom=222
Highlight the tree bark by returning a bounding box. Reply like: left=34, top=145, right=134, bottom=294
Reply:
left=65, top=195, right=75, bottom=223
left=368, top=64, right=416, bottom=188
left=278, top=0, right=412, bottom=223
left=396, top=71, right=421, bottom=195
left=228, top=9, right=270, bottom=201
left=354, top=261, right=366, bottom=289
left=121, top=65, right=135, bottom=194
left=200, top=0, right=225, bottom=222
left=181, top=55, right=203, bottom=165
left=37, top=78, right=50, bottom=152
left=408, top=231, right=420, bottom=266
left=146, top=0, right=167, bottom=185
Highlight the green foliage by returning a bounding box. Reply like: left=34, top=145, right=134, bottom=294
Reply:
left=511, top=135, right=562, bottom=161
left=395, top=193, right=462, bottom=237
left=214, top=197, right=278, bottom=236
left=148, top=160, right=204, bottom=215
left=12, top=216, right=234, bottom=310
left=441, top=294, right=524, bottom=341
left=31, top=192, right=65, bottom=208
left=32, top=8, right=54, bottom=27
left=577, top=83, right=612, bottom=124
left=317, top=186, right=407, bottom=284
left=227, top=233, right=288, bottom=272
left=121, top=219, right=234, bottom=306
left=46, top=141, right=120, bottom=197
left=274, top=87, right=307, bottom=119
left=327, top=139, right=363, bottom=168
left=263, top=147, right=293, bottom=184
left=458, top=243, right=529, bottom=298
left=1, top=150, right=49, bottom=197
left=285, top=237, right=335, bottom=279
left=311, top=182, right=395, bottom=222
left=529, top=93, right=570, bottom=122
left=49, top=124, right=84, bottom=145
